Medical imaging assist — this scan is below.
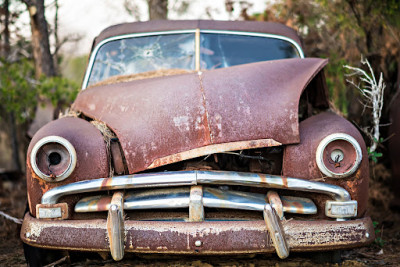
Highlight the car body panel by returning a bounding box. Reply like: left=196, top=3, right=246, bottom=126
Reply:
left=72, top=58, right=328, bottom=174
left=26, top=117, right=109, bottom=217
left=283, top=112, right=369, bottom=217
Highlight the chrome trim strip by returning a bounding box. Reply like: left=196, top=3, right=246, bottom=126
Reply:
left=200, top=29, right=304, bottom=58
left=43, top=170, right=350, bottom=205
left=74, top=186, right=318, bottom=215
left=82, top=30, right=304, bottom=89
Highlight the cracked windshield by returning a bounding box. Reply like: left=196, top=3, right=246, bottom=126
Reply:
left=88, top=33, right=300, bottom=86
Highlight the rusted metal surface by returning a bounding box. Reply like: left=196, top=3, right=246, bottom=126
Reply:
left=280, top=196, right=317, bottom=215
left=107, top=192, right=125, bottom=261
left=263, top=204, right=289, bottom=259
left=110, top=141, right=125, bottom=175
left=189, top=186, right=204, bottom=221
left=267, top=191, right=283, bottom=219
left=72, top=58, right=328, bottom=174
left=325, top=200, right=358, bottom=218
left=26, top=117, right=110, bottom=217
left=322, top=139, right=358, bottom=174
left=36, top=203, right=68, bottom=219
left=21, top=212, right=374, bottom=253
left=282, top=112, right=369, bottom=218
left=148, top=139, right=281, bottom=169
left=93, top=20, right=303, bottom=51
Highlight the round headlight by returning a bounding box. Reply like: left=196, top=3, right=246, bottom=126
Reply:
left=316, top=133, right=362, bottom=178
left=30, top=136, right=77, bottom=182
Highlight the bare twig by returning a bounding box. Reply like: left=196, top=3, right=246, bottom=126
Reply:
left=43, top=255, right=69, bottom=267
left=0, top=210, right=23, bottom=224
left=344, top=57, right=386, bottom=153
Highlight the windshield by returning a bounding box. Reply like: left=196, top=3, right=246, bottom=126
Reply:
left=87, top=32, right=301, bottom=87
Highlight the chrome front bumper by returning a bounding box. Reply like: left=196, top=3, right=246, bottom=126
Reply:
left=29, top=170, right=365, bottom=261
left=41, top=170, right=351, bottom=203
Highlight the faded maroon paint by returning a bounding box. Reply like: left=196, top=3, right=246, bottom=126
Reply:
left=26, top=117, right=109, bottom=217
left=73, top=58, right=328, bottom=174
left=21, top=212, right=374, bottom=253
left=93, top=20, right=303, bottom=52
left=282, top=112, right=369, bottom=218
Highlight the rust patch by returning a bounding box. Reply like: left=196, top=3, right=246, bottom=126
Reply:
left=88, top=69, right=194, bottom=88
left=259, top=173, right=268, bottom=185
left=35, top=203, right=68, bottom=220
left=290, top=201, right=303, bottom=214
left=281, top=177, right=288, bottom=188
left=21, top=212, right=374, bottom=253
left=97, top=196, right=113, bottom=211
left=73, top=59, right=328, bottom=174
left=100, top=178, right=113, bottom=190
left=197, top=72, right=213, bottom=144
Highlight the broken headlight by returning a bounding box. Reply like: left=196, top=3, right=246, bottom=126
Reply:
left=30, top=136, right=77, bottom=182
left=316, top=133, right=362, bottom=178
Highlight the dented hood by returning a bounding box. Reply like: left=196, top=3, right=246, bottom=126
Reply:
left=73, top=58, right=328, bottom=174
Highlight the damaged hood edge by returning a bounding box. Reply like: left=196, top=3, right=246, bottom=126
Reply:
left=72, top=58, right=329, bottom=174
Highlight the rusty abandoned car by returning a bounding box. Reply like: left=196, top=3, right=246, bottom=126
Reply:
left=21, top=20, right=374, bottom=264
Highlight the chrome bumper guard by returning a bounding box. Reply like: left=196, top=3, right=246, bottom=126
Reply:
left=36, top=170, right=358, bottom=260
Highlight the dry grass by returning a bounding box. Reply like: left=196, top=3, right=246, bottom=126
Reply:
left=89, top=69, right=194, bottom=88
left=90, top=120, right=116, bottom=177
left=58, top=109, right=81, bottom=119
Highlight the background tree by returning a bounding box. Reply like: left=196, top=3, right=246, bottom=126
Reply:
left=21, top=0, right=55, bottom=77
left=242, top=0, right=399, bottom=156
left=0, top=0, right=78, bottom=172
left=148, top=0, right=168, bottom=20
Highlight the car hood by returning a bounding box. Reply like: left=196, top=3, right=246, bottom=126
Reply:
left=72, top=58, right=328, bottom=174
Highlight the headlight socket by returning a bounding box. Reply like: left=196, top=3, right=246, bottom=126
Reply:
left=316, top=133, right=362, bottom=178
left=30, top=136, right=77, bottom=182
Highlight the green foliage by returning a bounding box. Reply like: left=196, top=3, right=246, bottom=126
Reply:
left=324, top=55, right=349, bottom=116
left=368, top=138, right=384, bottom=163
left=372, top=221, right=385, bottom=247
left=60, top=55, right=88, bottom=85
left=368, top=148, right=383, bottom=163
left=0, top=58, right=79, bottom=124
left=38, top=75, right=79, bottom=107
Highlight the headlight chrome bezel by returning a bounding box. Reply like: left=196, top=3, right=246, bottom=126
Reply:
left=30, top=136, right=77, bottom=182
left=316, top=133, right=362, bottom=178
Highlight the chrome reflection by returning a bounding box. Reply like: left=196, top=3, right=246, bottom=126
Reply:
left=75, top=186, right=317, bottom=215
left=42, top=170, right=351, bottom=205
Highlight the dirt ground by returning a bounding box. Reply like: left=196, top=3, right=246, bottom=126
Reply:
left=1, top=165, right=399, bottom=267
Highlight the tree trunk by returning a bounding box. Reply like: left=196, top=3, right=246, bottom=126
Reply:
left=23, top=0, right=56, bottom=78
left=53, top=0, right=59, bottom=73
left=147, top=0, right=168, bottom=20
left=1, top=0, right=10, bottom=58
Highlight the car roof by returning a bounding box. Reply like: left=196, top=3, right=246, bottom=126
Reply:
left=92, top=20, right=303, bottom=51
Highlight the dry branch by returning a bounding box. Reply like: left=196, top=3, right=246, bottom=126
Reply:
left=344, top=57, right=386, bottom=153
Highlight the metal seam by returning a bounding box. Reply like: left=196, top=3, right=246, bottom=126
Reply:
left=197, top=72, right=214, bottom=144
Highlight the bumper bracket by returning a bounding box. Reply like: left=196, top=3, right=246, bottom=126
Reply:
left=107, top=191, right=125, bottom=261
left=263, top=204, right=289, bottom=259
